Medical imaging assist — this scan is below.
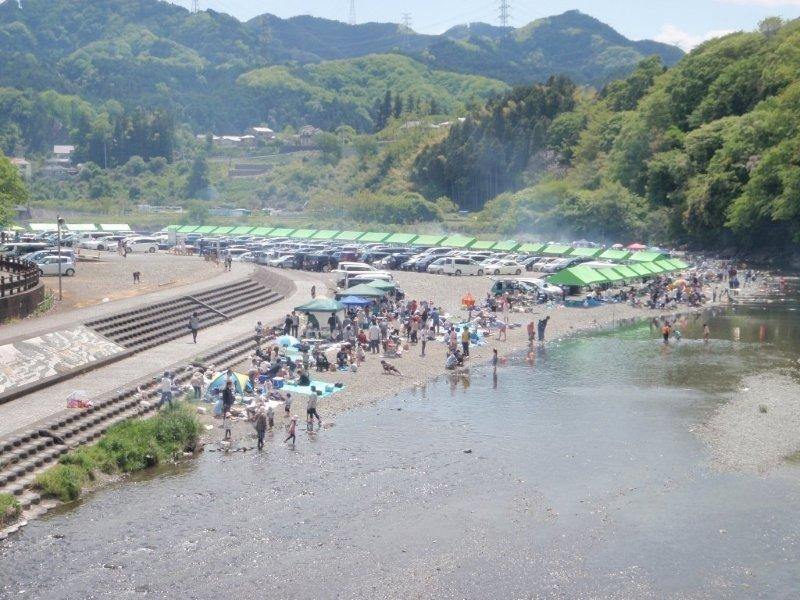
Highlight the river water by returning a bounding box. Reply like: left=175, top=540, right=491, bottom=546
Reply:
left=2, top=279, right=800, bottom=599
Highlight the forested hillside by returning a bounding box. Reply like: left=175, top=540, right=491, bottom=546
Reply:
left=412, top=18, right=800, bottom=252
left=0, top=0, right=680, bottom=155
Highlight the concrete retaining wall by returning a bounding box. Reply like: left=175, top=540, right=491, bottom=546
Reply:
left=0, top=283, right=45, bottom=322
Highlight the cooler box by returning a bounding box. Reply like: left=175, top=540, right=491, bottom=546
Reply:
left=271, top=377, right=284, bottom=389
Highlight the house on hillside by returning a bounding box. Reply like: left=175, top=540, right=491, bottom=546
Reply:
left=11, top=158, right=31, bottom=180
left=250, top=126, right=275, bottom=139
left=41, top=145, right=77, bottom=179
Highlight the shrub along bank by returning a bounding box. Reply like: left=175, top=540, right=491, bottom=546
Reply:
left=0, top=493, right=22, bottom=527
left=34, top=404, right=202, bottom=503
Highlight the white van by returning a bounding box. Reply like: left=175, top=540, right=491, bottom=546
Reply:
left=429, top=256, right=485, bottom=276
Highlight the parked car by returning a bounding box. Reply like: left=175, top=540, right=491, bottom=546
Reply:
left=439, top=256, right=486, bottom=276
left=267, top=254, right=298, bottom=268
left=36, top=256, right=76, bottom=276
left=124, top=236, right=160, bottom=253
left=481, top=259, right=524, bottom=276
left=22, top=249, right=75, bottom=263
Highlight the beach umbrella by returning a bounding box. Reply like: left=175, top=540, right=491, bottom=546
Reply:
left=627, top=242, right=647, bottom=250
left=277, top=334, right=300, bottom=347
left=339, top=295, right=372, bottom=307
left=611, top=243, right=624, bottom=249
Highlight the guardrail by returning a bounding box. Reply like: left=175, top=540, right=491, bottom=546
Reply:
left=0, top=256, right=40, bottom=297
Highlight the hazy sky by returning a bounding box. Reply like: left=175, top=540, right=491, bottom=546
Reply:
left=168, top=0, right=800, bottom=50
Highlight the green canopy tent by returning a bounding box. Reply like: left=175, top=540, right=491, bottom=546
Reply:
left=311, top=230, right=340, bottom=240
left=229, top=226, right=255, bottom=235
left=541, top=244, right=573, bottom=256
left=628, top=263, right=654, bottom=276
left=569, top=246, right=604, bottom=259
left=440, top=235, right=476, bottom=248
left=165, top=225, right=181, bottom=231
left=663, top=258, right=689, bottom=269
left=412, top=234, right=447, bottom=247
left=547, top=265, right=609, bottom=287
left=335, top=231, right=364, bottom=241
left=596, top=267, right=627, bottom=282
left=176, top=225, right=199, bottom=233
left=641, top=262, right=668, bottom=273
left=289, top=228, right=317, bottom=239
left=295, top=298, right=346, bottom=312
left=358, top=232, right=392, bottom=243
left=193, top=225, right=217, bottom=234
left=492, top=240, right=521, bottom=252
left=99, top=223, right=131, bottom=232
left=469, top=240, right=496, bottom=250
left=65, top=223, right=99, bottom=232
left=267, top=228, right=296, bottom=237
left=598, top=249, right=632, bottom=261
left=654, top=260, right=679, bottom=273
left=627, top=251, right=669, bottom=262
left=367, top=279, right=397, bottom=291
left=339, top=283, right=387, bottom=298
left=249, top=227, right=274, bottom=237
left=611, top=265, right=640, bottom=279
left=517, top=243, right=545, bottom=254
left=210, top=226, right=235, bottom=234
left=385, top=233, right=418, bottom=245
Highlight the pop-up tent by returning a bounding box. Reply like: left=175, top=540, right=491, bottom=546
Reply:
left=339, top=295, right=372, bottom=307
left=205, top=371, right=253, bottom=398
left=295, top=298, right=345, bottom=312
left=338, top=283, right=386, bottom=298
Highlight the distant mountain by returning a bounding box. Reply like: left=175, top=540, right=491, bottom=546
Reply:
left=0, top=0, right=683, bottom=146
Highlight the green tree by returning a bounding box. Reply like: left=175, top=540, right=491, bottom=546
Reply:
left=0, top=152, right=28, bottom=226
left=184, top=153, right=210, bottom=198
left=315, top=132, right=342, bottom=165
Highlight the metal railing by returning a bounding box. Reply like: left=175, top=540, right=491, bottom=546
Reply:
left=0, top=256, right=40, bottom=297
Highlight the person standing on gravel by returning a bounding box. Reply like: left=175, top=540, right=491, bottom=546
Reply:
left=368, top=319, right=381, bottom=354
left=188, top=311, right=200, bottom=343
left=306, top=391, right=322, bottom=431
left=254, top=320, right=264, bottom=346
left=291, top=311, right=300, bottom=337
left=159, top=371, right=174, bottom=409
left=254, top=408, right=268, bottom=450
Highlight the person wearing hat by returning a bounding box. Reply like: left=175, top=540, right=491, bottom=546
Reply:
left=254, top=407, right=268, bottom=450
left=159, top=371, right=174, bottom=409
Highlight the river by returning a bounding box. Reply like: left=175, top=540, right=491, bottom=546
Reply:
left=1, top=278, right=799, bottom=599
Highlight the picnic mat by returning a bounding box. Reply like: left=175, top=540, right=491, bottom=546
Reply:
left=280, top=380, right=345, bottom=398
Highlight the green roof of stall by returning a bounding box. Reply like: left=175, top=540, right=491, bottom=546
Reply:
left=166, top=225, right=180, bottom=231
left=385, top=233, right=418, bottom=244
left=268, top=228, right=296, bottom=237
left=358, top=232, right=392, bottom=243
left=335, top=231, right=364, bottom=241
left=289, top=229, right=317, bottom=239
left=311, top=230, right=340, bottom=240
left=249, top=227, right=273, bottom=236
left=517, top=243, right=545, bottom=253
left=664, top=258, right=689, bottom=269
left=469, top=240, right=496, bottom=250
left=569, top=246, right=604, bottom=258
left=594, top=267, right=624, bottom=282
left=211, top=226, right=235, bottom=234
left=441, top=235, right=475, bottom=248
left=412, top=234, right=447, bottom=246
left=541, top=244, right=573, bottom=256
left=654, top=260, right=679, bottom=272
left=546, top=265, right=609, bottom=286
left=229, top=226, right=255, bottom=234
left=611, top=265, right=640, bottom=279
left=598, top=249, right=632, bottom=260
left=642, top=261, right=668, bottom=273
left=492, top=240, right=521, bottom=252
left=627, top=251, right=668, bottom=262
left=177, top=225, right=199, bottom=233
left=628, top=263, right=652, bottom=276
left=194, top=225, right=217, bottom=233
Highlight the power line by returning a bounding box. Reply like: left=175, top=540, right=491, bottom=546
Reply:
left=191, top=0, right=199, bottom=14
left=401, top=12, right=412, bottom=30
left=499, top=1, right=511, bottom=27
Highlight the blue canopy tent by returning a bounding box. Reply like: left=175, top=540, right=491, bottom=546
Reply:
left=339, top=295, right=372, bottom=307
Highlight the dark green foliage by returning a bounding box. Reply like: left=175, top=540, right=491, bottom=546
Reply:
left=0, top=493, right=22, bottom=527
left=411, top=76, right=576, bottom=210
left=34, top=404, right=201, bottom=502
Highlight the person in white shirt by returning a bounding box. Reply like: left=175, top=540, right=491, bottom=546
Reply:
left=159, top=371, right=174, bottom=409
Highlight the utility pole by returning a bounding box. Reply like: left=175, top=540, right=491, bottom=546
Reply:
left=348, top=0, right=356, bottom=25
left=499, top=1, right=511, bottom=27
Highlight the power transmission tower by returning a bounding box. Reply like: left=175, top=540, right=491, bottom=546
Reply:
left=348, top=0, right=356, bottom=25
left=191, top=0, right=199, bottom=14
left=401, top=13, right=412, bottom=49
left=498, top=1, right=510, bottom=27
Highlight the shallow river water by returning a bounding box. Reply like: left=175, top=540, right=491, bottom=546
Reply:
left=2, top=279, right=800, bottom=599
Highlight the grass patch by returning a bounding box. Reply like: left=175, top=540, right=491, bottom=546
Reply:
left=34, top=404, right=201, bottom=502
left=758, top=404, right=768, bottom=413
left=0, top=493, right=22, bottom=527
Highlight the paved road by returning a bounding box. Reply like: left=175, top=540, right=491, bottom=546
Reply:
left=0, top=265, right=326, bottom=438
